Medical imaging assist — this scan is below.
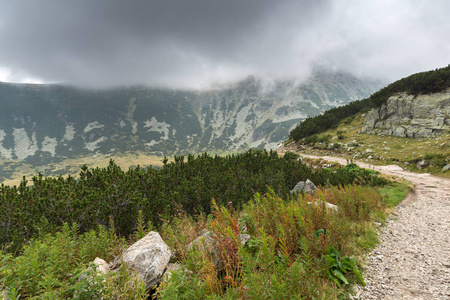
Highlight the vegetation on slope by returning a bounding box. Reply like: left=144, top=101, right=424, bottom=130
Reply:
left=284, top=112, right=450, bottom=178
left=0, top=152, right=406, bottom=299
left=1, top=150, right=386, bottom=255
left=0, top=223, right=148, bottom=299
left=289, top=65, right=450, bottom=141
left=158, top=185, right=382, bottom=299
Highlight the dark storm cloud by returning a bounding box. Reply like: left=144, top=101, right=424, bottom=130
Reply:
left=0, top=0, right=449, bottom=88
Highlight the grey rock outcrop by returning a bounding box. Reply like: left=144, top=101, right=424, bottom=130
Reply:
left=123, top=231, right=171, bottom=289
left=186, top=231, right=219, bottom=265
left=291, top=179, right=338, bottom=212
left=442, top=164, right=450, bottom=171
left=362, top=89, right=450, bottom=138
left=188, top=231, right=251, bottom=250
left=161, top=263, right=195, bottom=283
left=162, top=263, right=183, bottom=282
left=290, top=179, right=318, bottom=195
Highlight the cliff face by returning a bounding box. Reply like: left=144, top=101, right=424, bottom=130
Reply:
left=362, top=89, right=450, bottom=138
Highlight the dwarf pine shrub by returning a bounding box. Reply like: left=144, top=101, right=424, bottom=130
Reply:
left=1, top=150, right=386, bottom=254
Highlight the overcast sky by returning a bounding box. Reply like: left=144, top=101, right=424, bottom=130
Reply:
left=0, top=0, right=449, bottom=89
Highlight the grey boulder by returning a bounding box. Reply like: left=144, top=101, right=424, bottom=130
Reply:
left=290, top=179, right=318, bottom=195
left=123, top=231, right=171, bottom=289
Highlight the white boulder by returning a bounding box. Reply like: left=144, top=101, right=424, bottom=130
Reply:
left=123, top=231, right=171, bottom=289
left=93, top=257, right=110, bottom=275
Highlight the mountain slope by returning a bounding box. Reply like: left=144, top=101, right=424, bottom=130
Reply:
left=362, top=89, right=450, bottom=137
left=289, top=65, right=450, bottom=141
left=0, top=70, right=381, bottom=167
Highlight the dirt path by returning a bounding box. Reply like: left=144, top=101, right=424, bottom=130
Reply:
left=301, top=154, right=450, bottom=299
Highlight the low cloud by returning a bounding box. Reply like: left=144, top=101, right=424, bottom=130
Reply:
left=0, top=0, right=449, bottom=88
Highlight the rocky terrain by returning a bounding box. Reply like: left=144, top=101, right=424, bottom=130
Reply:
left=362, top=88, right=450, bottom=138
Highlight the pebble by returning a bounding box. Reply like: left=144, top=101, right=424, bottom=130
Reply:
left=358, top=169, right=450, bottom=299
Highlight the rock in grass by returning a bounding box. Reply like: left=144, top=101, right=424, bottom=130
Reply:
left=290, top=179, right=338, bottom=212
left=240, top=234, right=251, bottom=246
left=162, top=263, right=194, bottom=282
left=307, top=201, right=339, bottom=213
left=78, top=257, right=110, bottom=283
left=162, top=263, right=182, bottom=282
left=442, top=164, right=450, bottom=171
left=417, top=160, right=429, bottom=169
left=123, top=232, right=171, bottom=289
left=93, top=257, right=110, bottom=275
left=187, top=231, right=219, bottom=265
left=187, top=231, right=251, bottom=267
left=290, top=179, right=318, bottom=195
left=187, top=231, right=215, bottom=252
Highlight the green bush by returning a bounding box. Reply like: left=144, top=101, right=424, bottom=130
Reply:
left=318, top=134, right=332, bottom=143
left=304, top=134, right=319, bottom=145
left=337, top=131, right=346, bottom=140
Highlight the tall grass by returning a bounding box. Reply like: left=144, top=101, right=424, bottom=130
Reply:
left=157, top=184, right=384, bottom=299
left=0, top=223, right=147, bottom=299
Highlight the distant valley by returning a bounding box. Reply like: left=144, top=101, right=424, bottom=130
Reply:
left=0, top=69, right=383, bottom=183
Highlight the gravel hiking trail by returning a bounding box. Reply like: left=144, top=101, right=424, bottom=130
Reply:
left=301, top=154, right=450, bottom=299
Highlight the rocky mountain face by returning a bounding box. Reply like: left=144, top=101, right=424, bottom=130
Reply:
left=362, top=88, right=450, bottom=138
left=0, top=70, right=382, bottom=164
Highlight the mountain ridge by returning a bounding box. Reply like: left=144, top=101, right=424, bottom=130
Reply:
left=0, top=70, right=382, bottom=168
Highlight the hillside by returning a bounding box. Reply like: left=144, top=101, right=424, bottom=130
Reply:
left=289, top=65, right=450, bottom=141
left=362, top=89, right=450, bottom=137
left=280, top=111, right=450, bottom=177
left=0, top=149, right=396, bottom=299
left=0, top=69, right=382, bottom=183
left=284, top=65, right=450, bottom=177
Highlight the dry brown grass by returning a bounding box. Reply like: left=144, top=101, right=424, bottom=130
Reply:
left=0, top=151, right=169, bottom=186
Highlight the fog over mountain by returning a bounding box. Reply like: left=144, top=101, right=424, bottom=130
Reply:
left=0, top=0, right=449, bottom=88
left=0, top=69, right=383, bottom=168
